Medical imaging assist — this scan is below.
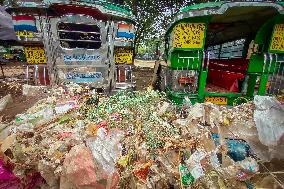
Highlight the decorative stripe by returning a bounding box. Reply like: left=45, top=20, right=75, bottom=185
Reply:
left=118, top=27, right=130, bottom=33
left=12, top=15, right=35, bottom=21
left=13, top=20, right=36, bottom=26
left=117, top=32, right=134, bottom=39
left=118, top=23, right=130, bottom=29
left=14, top=25, right=37, bottom=32
left=13, top=15, right=37, bottom=32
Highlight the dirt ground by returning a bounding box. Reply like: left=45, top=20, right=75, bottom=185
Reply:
left=0, top=81, right=46, bottom=122
left=0, top=62, right=40, bottom=122
left=133, top=67, right=154, bottom=91
left=133, top=60, right=155, bottom=90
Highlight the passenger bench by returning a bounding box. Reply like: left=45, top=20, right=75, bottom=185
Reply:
left=207, top=59, right=249, bottom=92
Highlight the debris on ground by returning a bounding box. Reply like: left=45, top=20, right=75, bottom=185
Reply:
left=22, top=84, right=48, bottom=96
left=0, top=94, right=12, bottom=111
left=0, top=84, right=283, bottom=188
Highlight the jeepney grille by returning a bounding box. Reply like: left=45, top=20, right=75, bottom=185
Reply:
left=58, top=23, right=101, bottom=49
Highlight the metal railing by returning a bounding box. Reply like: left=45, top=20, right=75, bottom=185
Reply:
left=267, top=54, right=284, bottom=95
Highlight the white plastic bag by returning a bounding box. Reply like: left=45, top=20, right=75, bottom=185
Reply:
left=252, top=96, right=284, bottom=160
left=254, top=95, right=284, bottom=146
left=86, top=129, right=124, bottom=174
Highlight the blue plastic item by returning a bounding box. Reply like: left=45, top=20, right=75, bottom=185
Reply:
left=211, top=133, right=254, bottom=162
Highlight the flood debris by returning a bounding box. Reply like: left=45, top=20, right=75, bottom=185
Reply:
left=0, top=84, right=283, bottom=188
left=0, top=94, right=12, bottom=111
left=22, top=84, right=48, bottom=96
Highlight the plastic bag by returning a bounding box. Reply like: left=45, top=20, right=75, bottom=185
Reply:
left=55, top=100, right=78, bottom=115
left=87, top=128, right=124, bottom=174
left=61, top=144, right=119, bottom=189
left=254, top=95, right=284, bottom=146
left=253, top=96, right=284, bottom=160
left=179, top=163, right=194, bottom=187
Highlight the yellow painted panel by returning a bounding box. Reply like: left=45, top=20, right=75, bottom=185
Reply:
left=270, top=24, right=284, bottom=52
left=173, top=23, right=206, bottom=49
left=115, top=48, right=133, bottom=64
left=16, top=31, right=33, bottom=38
left=24, top=46, right=46, bottom=64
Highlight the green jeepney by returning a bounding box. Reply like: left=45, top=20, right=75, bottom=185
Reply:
left=157, top=1, right=284, bottom=105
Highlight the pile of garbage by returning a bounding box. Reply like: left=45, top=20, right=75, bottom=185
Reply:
left=0, top=84, right=283, bottom=188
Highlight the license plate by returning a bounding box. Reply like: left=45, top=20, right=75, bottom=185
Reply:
left=16, top=31, right=33, bottom=38
left=205, top=96, right=227, bottom=105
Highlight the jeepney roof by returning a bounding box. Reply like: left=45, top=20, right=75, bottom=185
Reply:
left=180, top=1, right=224, bottom=13
left=4, top=0, right=135, bottom=22
left=166, top=1, right=284, bottom=35
left=180, top=1, right=284, bottom=14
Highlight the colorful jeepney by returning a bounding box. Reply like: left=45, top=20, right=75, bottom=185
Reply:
left=157, top=1, right=284, bottom=105
left=4, top=0, right=135, bottom=90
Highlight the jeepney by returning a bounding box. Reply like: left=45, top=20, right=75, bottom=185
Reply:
left=4, top=0, right=136, bottom=90
left=156, top=1, right=284, bottom=105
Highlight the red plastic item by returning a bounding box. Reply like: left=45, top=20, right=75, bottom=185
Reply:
left=133, top=160, right=153, bottom=183
left=58, top=132, right=73, bottom=140
left=96, top=120, right=109, bottom=136
left=178, top=77, right=195, bottom=85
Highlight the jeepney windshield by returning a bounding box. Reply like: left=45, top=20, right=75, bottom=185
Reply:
left=58, top=22, right=101, bottom=49
left=207, top=39, right=245, bottom=59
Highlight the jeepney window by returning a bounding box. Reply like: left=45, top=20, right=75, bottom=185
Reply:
left=207, top=45, right=220, bottom=59
left=58, top=23, right=101, bottom=49
left=207, top=39, right=245, bottom=59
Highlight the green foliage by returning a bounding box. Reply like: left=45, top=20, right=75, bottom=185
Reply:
left=124, top=0, right=197, bottom=54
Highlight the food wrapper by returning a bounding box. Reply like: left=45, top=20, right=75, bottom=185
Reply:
left=117, top=154, right=130, bottom=167
left=179, top=163, right=194, bottom=187
left=133, top=160, right=153, bottom=183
